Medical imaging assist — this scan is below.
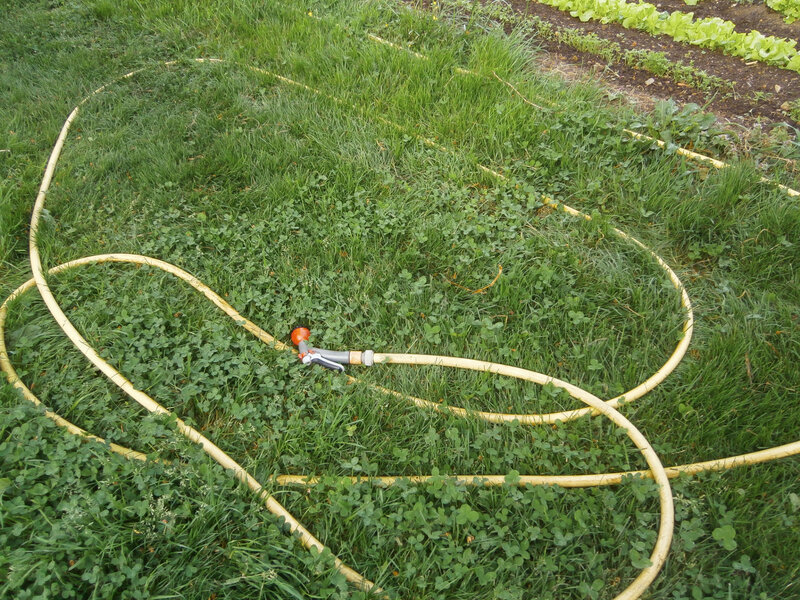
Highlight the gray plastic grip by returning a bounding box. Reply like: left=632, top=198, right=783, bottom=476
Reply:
left=311, top=348, right=351, bottom=364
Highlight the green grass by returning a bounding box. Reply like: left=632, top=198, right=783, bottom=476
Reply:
left=1, top=1, right=799, bottom=599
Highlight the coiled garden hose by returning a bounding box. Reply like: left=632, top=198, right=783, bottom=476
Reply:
left=2, top=58, right=799, bottom=599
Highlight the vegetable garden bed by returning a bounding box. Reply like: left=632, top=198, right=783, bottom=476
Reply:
left=429, top=0, right=800, bottom=127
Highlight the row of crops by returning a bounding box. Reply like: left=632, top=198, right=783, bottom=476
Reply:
left=764, top=0, right=800, bottom=23
left=531, top=0, right=800, bottom=72
left=440, top=0, right=800, bottom=122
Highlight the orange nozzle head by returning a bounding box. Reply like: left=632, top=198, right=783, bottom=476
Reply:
left=291, top=327, right=311, bottom=346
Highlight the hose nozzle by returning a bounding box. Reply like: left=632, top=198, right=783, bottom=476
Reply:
left=289, top=327, right=374, bottom=372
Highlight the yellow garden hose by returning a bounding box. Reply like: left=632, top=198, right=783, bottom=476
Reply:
left=0, top=255, right=675, bottom=600
left=1, top=58, right=798, bottom=599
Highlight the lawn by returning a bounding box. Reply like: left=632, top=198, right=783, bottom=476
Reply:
left=1, top=1, right=799, bottom=599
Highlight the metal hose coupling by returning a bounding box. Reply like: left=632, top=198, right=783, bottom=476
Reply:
left=290, top=327, right=374, bottom=372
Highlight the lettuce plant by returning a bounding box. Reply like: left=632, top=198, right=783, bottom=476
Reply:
left=766, top=0, right=800, bottom=24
